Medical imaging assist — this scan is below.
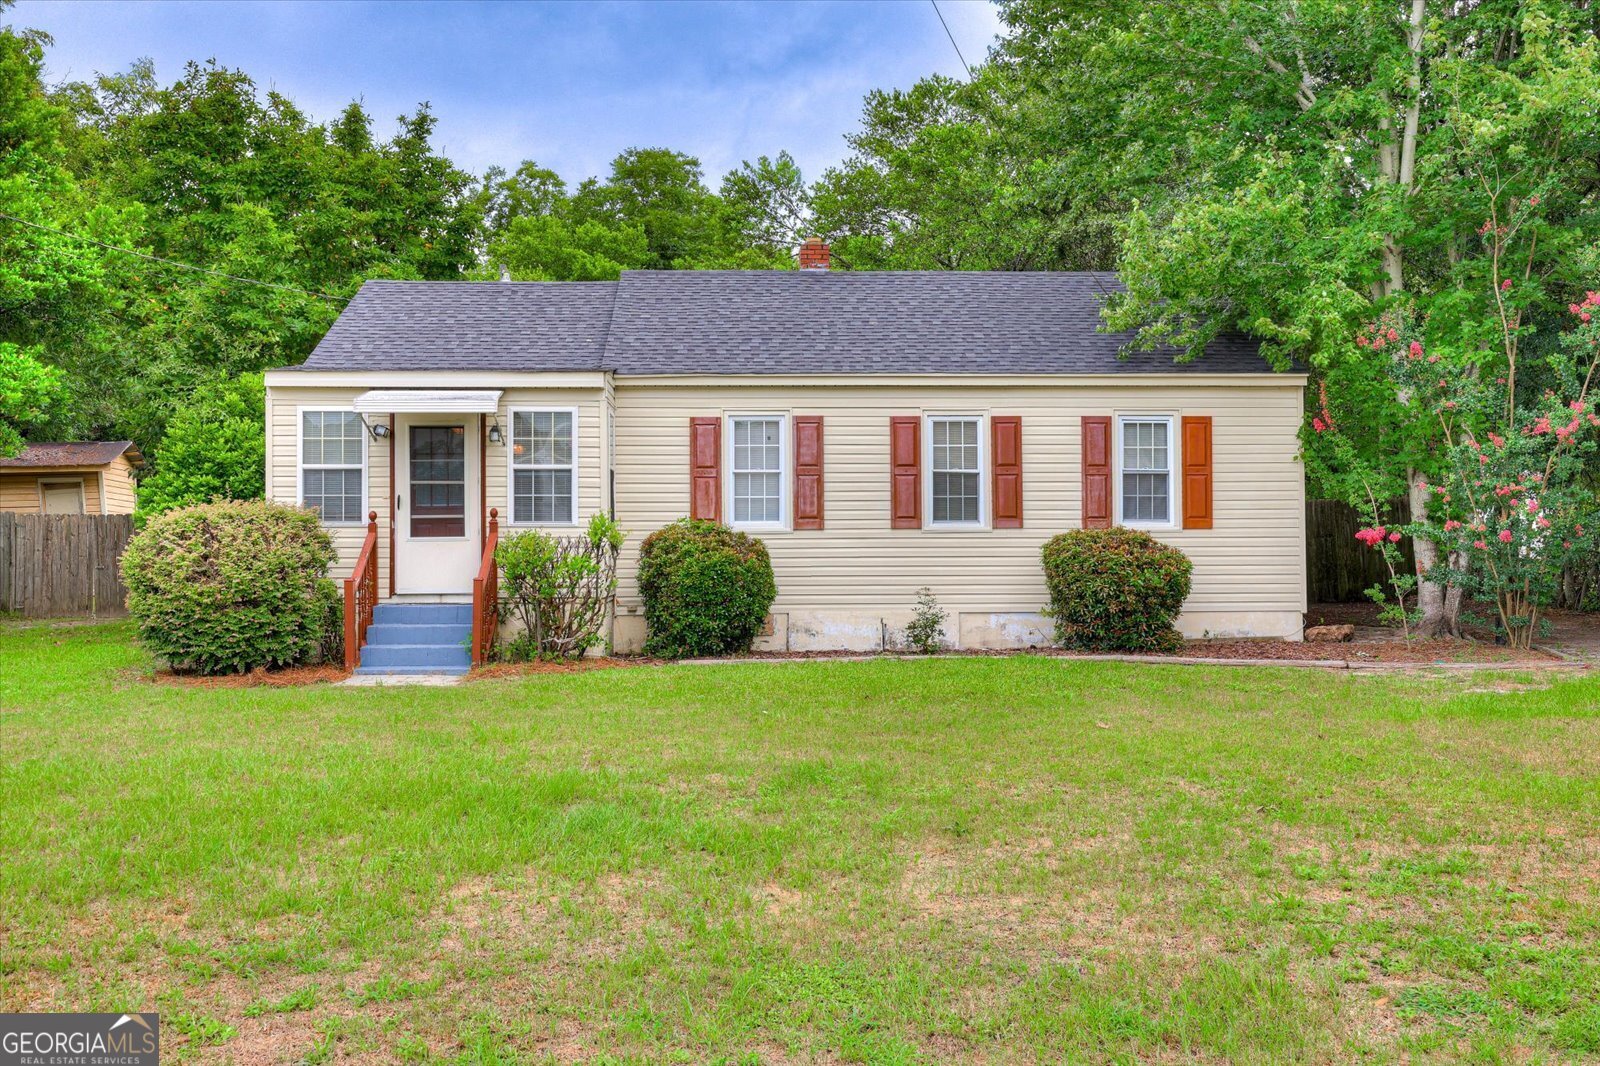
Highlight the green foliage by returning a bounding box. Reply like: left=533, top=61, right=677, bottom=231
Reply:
left=120, top=499, right=336, bottom=675
left=904, top=587, right=947, bottom=654
left=1042, top=529, right=1192, bottom=652
left=637, top=518, right=776, bottom=659
left=134, top=372, right=264, bottom=520
left=495, top=512, right=624, bottom=659
left=0, top=342, right=63, bottom=457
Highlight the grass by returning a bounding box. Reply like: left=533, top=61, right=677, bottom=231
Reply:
left=1, top=619, right=1598, bottom=1064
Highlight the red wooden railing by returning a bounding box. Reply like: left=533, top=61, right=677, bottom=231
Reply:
left=343, top=511, right=379, bottom=671
left=471, top=507, right=500, bottom=667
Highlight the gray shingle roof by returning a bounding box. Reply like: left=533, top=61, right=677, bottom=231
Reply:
left=606, top=271, right=1265, bottom=375
left=296, top=271, right=1269, bottom=376
left=301, top=280, right=615, bottom=371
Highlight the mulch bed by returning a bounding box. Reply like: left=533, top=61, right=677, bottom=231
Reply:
left=152, top=664, right=351, bottom=687
left=471, top=656, right=659, bottom=680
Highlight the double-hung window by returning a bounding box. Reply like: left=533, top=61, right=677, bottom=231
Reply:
left=511, top=409, right=576, bottom=524
left=1117, top=415, right=1175, bottom=526
left=728, top=415, right=786, bottom=527
left=300, top=410, right=365, bottom=524
left=927, top=415, right=983, bottom=526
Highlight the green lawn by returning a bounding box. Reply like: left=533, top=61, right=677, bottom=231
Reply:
left=2, top=621, right=1599, bottom=1064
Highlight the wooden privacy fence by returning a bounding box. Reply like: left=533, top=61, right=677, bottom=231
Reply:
left=0, top=513, right=135, bottom=617
left=1306, top=498, right=1415, bottom=604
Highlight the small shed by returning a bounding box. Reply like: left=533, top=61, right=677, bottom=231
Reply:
left=0, top=441, right=146, bottom=515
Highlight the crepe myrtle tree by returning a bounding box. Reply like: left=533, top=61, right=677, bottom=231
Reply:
left=1321, top=300, right=1600, bottom=650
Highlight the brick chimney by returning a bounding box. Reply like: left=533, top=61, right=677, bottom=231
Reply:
left=798, top=237, right=830, bottom=271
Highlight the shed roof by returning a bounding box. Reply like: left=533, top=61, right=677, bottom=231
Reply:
left=0, top=441, right=144, bottom=470
left=295, top=271, right=1271, bottom=376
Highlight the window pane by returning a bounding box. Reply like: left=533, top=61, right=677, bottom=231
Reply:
left=1122, top=472, right=1169, bottom=522
left=512, top=464, right=573, bottom=524
left=729, top=418, right=782, bottom=523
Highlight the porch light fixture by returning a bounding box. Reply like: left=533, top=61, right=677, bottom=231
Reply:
left=487, top=419, right=504, bottom=445
left=361, top=415, right=391, bottom=440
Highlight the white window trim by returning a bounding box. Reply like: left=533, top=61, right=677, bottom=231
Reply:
left=923, top=413, right=988, bottom=530
left=724, top=412, right=789, bottom=532
left=296, top=406, right=368, bottom=527
left=1114, top=413, right=1178, bottom=531
left=506, top=406, right=581, bottom=527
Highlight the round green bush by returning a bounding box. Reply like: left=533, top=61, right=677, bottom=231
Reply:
left=1041, top=528, right=1192, bottom=652
left=637, top=518, right=777, bottom=658
left=121, top=499, right=338, bottom=675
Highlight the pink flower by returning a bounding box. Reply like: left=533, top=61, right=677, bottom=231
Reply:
left=1409, top=341, right=1424, bottom=358
left=1499, top=529, right=1514, bottom=543
left=1488, top=432, right=1505, bottom=448
left=1355, top=527, right=1387, bottom=548
left=1583, top=312, right=1592, bottom=323
left=1388, top=531, right=1402, bottom=543
left=1312, top=417, right=1327, bottom=433
left=1388, top=328, right=1399, bottom=341
left=1501, top=279, right=1513, bottom=291
left=1474, top=540, right=1488, bottom=550
left=1536, top=517, right=1551, bottom=529
left=1530, top=195, right=1540, bottom=205
left=1444, top=519, right=1462, bottom=531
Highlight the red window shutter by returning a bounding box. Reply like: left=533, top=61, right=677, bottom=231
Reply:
left=889, top=416, right=921, bottom=529
left=689, top=417, right=721, bottom=521
left=1182, top=415, right=1213, bottom=529
left=991, top=416, right=1023, bottom=528
left=1081, top=415, right=1113, bottom=529
left=793, top=416, right=824, bottom=530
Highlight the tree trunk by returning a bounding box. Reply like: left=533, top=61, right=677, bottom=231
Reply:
left=1391, top=0, right=1460, bottom=637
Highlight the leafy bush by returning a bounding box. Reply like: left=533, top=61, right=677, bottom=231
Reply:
left=121, top=499, right=336, bottom=674
left=904, top=586, right=947, bottom=653
left=1041, top=528, right=1192, bottom=652
left=496, top=512, right=624, bottom=659
left=637, top=518, right=776, bottom=658
left=135, top=373, right=265, bottom=521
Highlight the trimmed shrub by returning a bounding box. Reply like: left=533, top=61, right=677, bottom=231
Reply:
left=637, top=518, right=777, bottom=658
left=1042, top=528, right=1192, bottom=652
left=121, top=499, right=337, bottom=674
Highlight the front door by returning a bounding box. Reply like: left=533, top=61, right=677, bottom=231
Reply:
left=394, top=416, right=480, bottom=595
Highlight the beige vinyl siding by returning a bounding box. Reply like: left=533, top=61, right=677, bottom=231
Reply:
left=612, top=381, right=1306, bottom=634
left=266, top=384, right=604, bottom=587
left=266, top=386, right=392, bottom=585
left=488, top=388, right=605, bottom=532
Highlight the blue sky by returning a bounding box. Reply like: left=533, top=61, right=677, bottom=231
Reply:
left=12, top=0, right=1003, bottom=187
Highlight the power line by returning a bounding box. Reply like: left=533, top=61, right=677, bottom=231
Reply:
left=930, top=0, right=973, bottom=79
left=0, top=211, right=349, bottom=303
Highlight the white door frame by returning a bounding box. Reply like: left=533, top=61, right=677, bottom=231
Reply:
left=394, top=414, right=481, bottom=596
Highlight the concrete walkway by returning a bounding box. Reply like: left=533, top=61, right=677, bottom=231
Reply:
left=340, top=672, right=462, bottom=687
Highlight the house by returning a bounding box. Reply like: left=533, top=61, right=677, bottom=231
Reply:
left=262, top=242, right=1308, bottom=672
left=0, top=441, right=145, bottom=515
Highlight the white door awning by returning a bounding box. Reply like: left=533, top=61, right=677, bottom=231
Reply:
left=352, top=389, right=503, bottom=414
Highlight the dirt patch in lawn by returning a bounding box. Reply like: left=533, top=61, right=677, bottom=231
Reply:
left=152, top=664, right=350, bottom=687
left=1166, top=637, right=1557, bottom=664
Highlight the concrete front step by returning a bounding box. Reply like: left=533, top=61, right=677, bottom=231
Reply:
left=359, top=643, right=471, bottom=670
left=365, top=623, right=473, bottom=645
left=372, top=603, right=473, bottom=625
left=352, top=664, right=471, bottom=676
left=357, top=602, right=477, bottom=674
